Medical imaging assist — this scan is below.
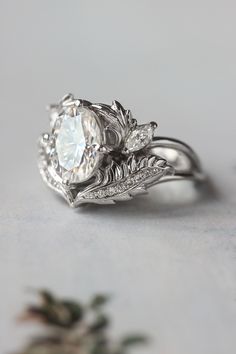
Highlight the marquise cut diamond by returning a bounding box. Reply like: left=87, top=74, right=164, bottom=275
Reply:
left=124, top=124, right=154, bottom=152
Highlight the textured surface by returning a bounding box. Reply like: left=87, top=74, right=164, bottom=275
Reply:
left=0, top=1, right=236, bottom=354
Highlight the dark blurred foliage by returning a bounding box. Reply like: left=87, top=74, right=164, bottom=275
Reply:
left=14, top=290, right=148, bottom=354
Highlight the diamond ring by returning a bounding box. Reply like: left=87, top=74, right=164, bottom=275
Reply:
left=38, top=94, right=205, bottom=207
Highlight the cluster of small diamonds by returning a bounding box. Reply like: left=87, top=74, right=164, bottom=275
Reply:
left=38, top=142, right=63, bottom=192
left=84, top=167, right=159, bottom=199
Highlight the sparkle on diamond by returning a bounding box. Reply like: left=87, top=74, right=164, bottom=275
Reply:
left=55, top=108, right=102, bottom=182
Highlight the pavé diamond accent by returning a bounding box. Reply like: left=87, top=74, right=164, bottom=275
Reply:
left=83, top=167, right=161, bottom=200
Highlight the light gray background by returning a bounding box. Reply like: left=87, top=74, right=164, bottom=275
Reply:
left=0, top=1, right=236, bottom=353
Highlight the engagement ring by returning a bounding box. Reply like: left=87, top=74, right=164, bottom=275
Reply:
left=38, top=94, right=204, bottom=207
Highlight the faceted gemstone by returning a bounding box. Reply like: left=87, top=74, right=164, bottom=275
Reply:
left=55, top=108, right=102, bottom=183
left=124, top=124, right=154, bottom=152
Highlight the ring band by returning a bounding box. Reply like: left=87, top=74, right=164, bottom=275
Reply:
left=38, top=94, right=204, bottom=207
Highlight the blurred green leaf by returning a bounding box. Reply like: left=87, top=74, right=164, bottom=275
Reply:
left=25, top=306, right=47, bottom=318
left=18, top=343, right=72, bottom=354
left=120, top=335, right=148, bottom=347
left=90, top=294, right=110, bottom=310
left=89, top=314, right=109, bottom=332
left=61, top=300, right=83, bottom=323
left=25, top=293, right=83, bottom=328
left=39, top=290, right=55, bottom=306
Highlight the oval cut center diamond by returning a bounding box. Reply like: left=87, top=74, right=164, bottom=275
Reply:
left=56, top=108, right=102, bottom=182
left=56, top=115, right=86, bottom=171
